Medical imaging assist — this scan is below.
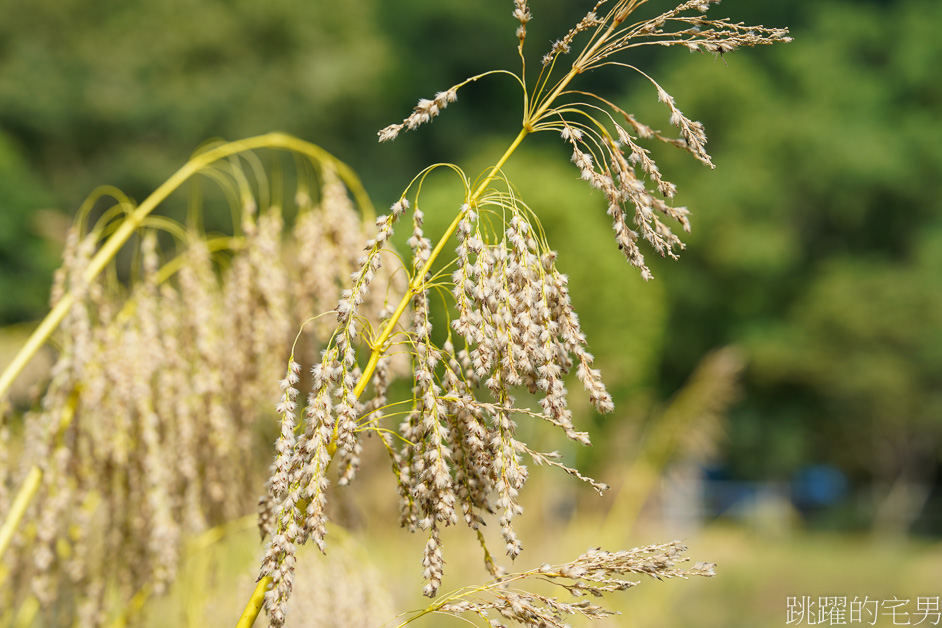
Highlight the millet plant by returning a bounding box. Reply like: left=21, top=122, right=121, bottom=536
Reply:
left=0, top=1, right=789, bottom=626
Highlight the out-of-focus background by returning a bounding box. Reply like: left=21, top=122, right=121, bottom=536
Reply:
left=2, top=0, right=941, bottom=626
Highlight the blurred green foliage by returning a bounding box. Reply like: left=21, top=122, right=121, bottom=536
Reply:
left=1, top=0, right=940, bottom=526
left=0, top=131, right=60, bottom=323
left=622, top=0, right=942, bottom=492
left=0, top=0, right=390, bottom=203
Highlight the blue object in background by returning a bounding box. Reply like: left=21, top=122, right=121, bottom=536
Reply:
left=792, top=464, right=849, bottom=509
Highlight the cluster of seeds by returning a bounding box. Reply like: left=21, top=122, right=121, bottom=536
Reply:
left=431, top=541, right=715, bottom=627
left=382, top=1, right=789, bottom=282
left=435, top=204, right=616, bottom=568
left=512, top=0, right=532, bottom=44
left=377, top=88, right=458, bottom=143
left=542, top=1, right=606, bottom=66
left=531, top=0, right=791, bottom=279
left=0, top=158, right=391, bottom=626
left=399, top=201, right=617, bottom=593
left=258, top=189, right=620, bottom=626
left=258, top=194, right=411, bottom=625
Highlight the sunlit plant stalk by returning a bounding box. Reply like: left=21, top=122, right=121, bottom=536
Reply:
left=244, top=1, right=789, bottom=626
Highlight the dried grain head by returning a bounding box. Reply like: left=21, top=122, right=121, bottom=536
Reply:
left=0, top=142, right=378, bottom=626
left=425, top=541, right=714, bottom=627
left=380, top=1, right=789, bottom=280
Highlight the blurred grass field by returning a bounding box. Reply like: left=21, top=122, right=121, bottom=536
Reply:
left=135, top=470, right=942, bottom=628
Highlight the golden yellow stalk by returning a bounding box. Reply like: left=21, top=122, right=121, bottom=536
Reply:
left=0, top=389, right=78, bottom=560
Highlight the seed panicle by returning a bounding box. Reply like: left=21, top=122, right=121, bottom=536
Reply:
left=428, top=541, right=715, bottom=627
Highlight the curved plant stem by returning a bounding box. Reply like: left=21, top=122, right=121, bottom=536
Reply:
left=0, top=134, right=368, bottom=567
left=0, top=133, right=370, bottom=403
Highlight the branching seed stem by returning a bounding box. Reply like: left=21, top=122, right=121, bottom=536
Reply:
left=239, top=40, right=613, bottom=623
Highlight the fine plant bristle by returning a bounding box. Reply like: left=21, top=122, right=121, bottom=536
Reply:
left=0, top=2, right=789, bottom=627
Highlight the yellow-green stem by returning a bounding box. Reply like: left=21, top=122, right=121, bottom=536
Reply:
left=0, top=390, right=79, bottom=561
left=0, top=133, right=369, bottom=403
left=236, top=579, right=270, bottom=628
left=0, top=467, right=41, bottom=560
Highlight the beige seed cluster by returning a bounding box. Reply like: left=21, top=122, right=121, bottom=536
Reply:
left=257, top=189, right=620, bottom=626
left=258, top=194, right=413, bottom=624
left=530, top=0, right=791, bottom=280
left=430, top=541, right=715, bottom=627
left=542, top=2, right=606, bottom=66
left=0, top=160, right=390, bottom=626
left=378, top=88, right=459, bottom=143
left=513, top=0, right=532, bottom=44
